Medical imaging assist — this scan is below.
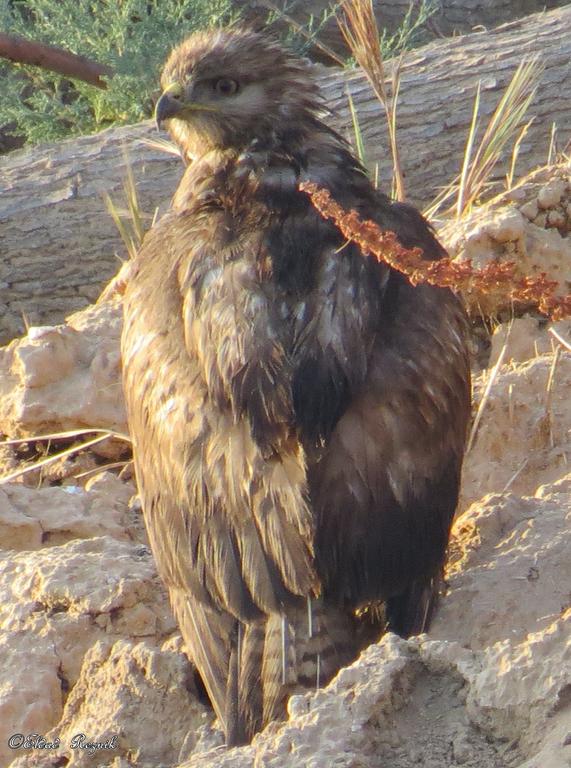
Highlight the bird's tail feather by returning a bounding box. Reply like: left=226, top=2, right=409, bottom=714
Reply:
left=385, top=574, right=443, bottom=637
left=173, top=589, right=362, bottom=745
left=233, top=597, right=359, bottom=741
left=170, top=589, right=233, bottom=739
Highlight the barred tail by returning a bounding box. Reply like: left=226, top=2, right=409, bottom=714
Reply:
left=230, top=597, right=359, bottom=742
left=173, top=589, right=364, bottom=745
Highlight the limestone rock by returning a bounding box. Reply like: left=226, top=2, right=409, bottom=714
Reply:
left=435, top=484, right=571, bottom=650
left=0, top=517, right=181, bottom=768
left=443, top=163, right=571, bottom=316
left=0, top=297, right=126, bottom=440
left=461, top=352, right=571, bottom=505
left=0, top=473, right=134, bottom=549
left=51, top=639, right=209, bottom=767
left=487, top=315, right=571, bottom=367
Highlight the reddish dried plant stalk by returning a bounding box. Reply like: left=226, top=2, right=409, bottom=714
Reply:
left=300, top=181, right=571, bottom=321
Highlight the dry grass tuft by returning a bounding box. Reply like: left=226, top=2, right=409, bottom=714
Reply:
left=549, top=327, right=571, bottom=354
left=139, top=135, right=181, bottom=158
left=346, top=89, right=368, bottom=167
left=466, top=324, right=510, bottom=454
left=339, top=0, right=405, bottom=201
left=0, top=429, right=131, bottom=485
left=426, top=58, right=543, bottom=220
left=104, top=150, right=154, bottom=261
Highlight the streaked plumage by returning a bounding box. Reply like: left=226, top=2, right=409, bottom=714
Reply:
left=122, top=28, right=471, bottom=745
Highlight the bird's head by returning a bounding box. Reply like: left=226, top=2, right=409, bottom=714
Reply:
left=155, top=28, right=323, bottom=161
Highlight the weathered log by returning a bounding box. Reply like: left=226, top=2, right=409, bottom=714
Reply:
left=1, top=6, right=570, bottom=344
left=236, top=0, right=570, bottom=61
left=426, top=0, right=569, bottom=35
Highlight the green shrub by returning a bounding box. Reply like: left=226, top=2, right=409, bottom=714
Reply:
left=378, top=0, right=437, bottom=60
left=0, top=0, right=237, bottom=145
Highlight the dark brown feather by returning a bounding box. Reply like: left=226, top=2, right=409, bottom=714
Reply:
left=122, top=28, right=471, bottom=745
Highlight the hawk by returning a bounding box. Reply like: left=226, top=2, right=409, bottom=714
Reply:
left=121, top=28, right=471, bottom=746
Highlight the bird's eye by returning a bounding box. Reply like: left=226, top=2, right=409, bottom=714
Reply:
left=213, top=78, right=239, bottom=96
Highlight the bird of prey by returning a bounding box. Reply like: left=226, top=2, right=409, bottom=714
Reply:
left=121, top=28, right=471, bottom=746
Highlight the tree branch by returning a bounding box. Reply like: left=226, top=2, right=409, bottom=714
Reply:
left=0, top=33, right=113, bottom=89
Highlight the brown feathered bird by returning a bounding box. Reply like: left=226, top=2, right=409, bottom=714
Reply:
left=121, top=28, right=471, bottom=745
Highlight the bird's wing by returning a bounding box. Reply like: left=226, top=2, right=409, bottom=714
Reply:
left=123, top=214, right=321, bottom=736
left=123, top=213, right=318, bottom=617
left=308, top=276, right=471, bottom=633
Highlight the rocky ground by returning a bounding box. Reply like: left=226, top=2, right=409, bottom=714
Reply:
left=0, top=165, right=570, bottom=768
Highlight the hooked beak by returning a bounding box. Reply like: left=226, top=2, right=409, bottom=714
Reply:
left=155, top=82, right=219, bottom=130
left=155, top=82, right=185, bottom=130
